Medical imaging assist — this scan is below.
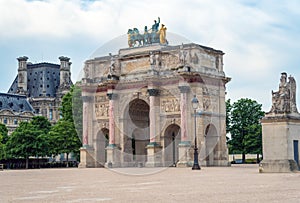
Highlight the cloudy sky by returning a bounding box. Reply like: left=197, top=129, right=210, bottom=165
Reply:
left=0, top=0, right=299, bottom=111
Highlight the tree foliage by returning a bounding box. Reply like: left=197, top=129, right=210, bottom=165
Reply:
left=50, top=84, right=82, bottom=165
left=227, top=98, right=264, bottom=162
left=60, top=84, right=83, bottom=141
left=48, top=120, right=81, bottom=166
left=0, top=123, right=8, bottom=144
left=71, top=84, right=83, bottom=141
left=3, top=85, right=83, bottom=167
left=0, top=123, right=8, bottom=160
left=226, top=99, right=232, bottom=136
left=61, top=91, right=73, bottom=122
left=5, top=117, right=51, bottom=168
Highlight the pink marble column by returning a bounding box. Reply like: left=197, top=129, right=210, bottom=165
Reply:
left=82, top=96, right=91, bottom=146
left=178, top=86, right=190, bottom=142
left=148, top=89, right=159, bottom=144
left=107, top=93, right=116, bottom=146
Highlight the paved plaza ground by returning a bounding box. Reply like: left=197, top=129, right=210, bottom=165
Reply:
left=0, top=164, right=299, bottom=202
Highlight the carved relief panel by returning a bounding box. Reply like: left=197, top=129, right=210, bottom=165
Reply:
left=161, top=98, right=180, bottom=113
left=95, top=103, right=109, bottom=118
left=122, top=58, right=150, bottom=74
left=95, top=95, right=109, bottom=118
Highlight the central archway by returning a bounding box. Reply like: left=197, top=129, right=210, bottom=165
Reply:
left=129, top=98, right=150, bottom=128
left=123, top=98, right=150, bottom=166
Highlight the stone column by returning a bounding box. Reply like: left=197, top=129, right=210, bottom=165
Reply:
left=82, top=96, right=91, bottom=146
left=107, top=93, right=116, bottom=146
left=177, top=85, right=192, bottom=167
left=105, top=92, right=120, bottom=167
left=145, top=88, right=162, bottom=167
left=148, top=88, right=159, bottom=144
left=79, top=95, right=95, bottom=168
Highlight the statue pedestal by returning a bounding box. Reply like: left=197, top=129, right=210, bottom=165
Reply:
left=177, top=141, right=193, bottom=167
left=78, top=146, right=95, bottom=168
left=260, top=115, right=300, bottom=172
left=259, top=160, right=298, bottom=173
left=105, top=145, right=120, bottom=168
left=145, top=143, right=162, bottom=167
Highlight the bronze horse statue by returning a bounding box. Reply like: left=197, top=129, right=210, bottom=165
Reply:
left=127, top=28, right=144, bottom=47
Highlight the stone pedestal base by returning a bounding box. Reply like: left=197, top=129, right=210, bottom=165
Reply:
left=78, top=147, right=95, bottom=168
left=259, top=160, right=299, bottom=173
left=177, top=141, right=193, bottom=167
left=105, top=145, right=120, bottom=168
left=145, top=143, right=163, bottom=167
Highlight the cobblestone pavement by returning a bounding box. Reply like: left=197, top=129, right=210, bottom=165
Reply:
left=0, top=164, right=299, bottom=203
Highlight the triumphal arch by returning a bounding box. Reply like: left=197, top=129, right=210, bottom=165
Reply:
left=79, top=20, right=230, bottom=168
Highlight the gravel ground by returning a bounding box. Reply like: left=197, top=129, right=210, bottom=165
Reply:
left=0, top=164, right=299, bottom=203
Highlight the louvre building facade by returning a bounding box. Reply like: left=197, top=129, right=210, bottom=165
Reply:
left=0, top=56, right=72, bottom=133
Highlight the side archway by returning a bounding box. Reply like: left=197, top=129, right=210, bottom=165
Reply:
left=95, top=128, right=109, bottom=166
left=163, top=124, right=181, bottom=167
left=205, top=124, right=219, bottom=166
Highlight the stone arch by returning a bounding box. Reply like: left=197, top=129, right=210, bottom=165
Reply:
left=122, top=98, right=150, bottom=166
left=118, top=89, right=150, bottom=116
left=163, top=124, right=181, bottom=167
left=95, top=128, right=109, bottom=166
left=204, top=124, right=219, bottom=166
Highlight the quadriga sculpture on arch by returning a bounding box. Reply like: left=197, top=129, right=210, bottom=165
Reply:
left=127, top=17, right=168, bottom=47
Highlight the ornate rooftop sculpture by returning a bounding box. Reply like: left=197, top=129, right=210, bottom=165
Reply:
left=269, top=72, right=298, bottom=114
left=127, top=17, right=168, bottom=47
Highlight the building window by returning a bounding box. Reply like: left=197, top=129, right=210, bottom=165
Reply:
left=3, top=117, right=7, bottom=124
left=49, top=109, right=53, bottom=120
left=14, top=119, right=18, bottom=125
left=42, top=109, right=47, bottom=117
left=35, top=108, right=40, bottom=114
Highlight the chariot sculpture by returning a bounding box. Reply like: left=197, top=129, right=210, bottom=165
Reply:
left=127, top=17, right=168, bottom=47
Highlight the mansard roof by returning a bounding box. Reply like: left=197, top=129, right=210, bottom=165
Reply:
left=8, top=62, right=61, bottom=98
left=0, top=93, right=34, bottom=113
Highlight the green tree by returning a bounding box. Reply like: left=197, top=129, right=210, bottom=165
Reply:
left=227, top=98, right=264, bottom=163
left=0, top=123, right=8, bottom=160
left=226, top=99, right=232, bottom=141
left=244, top=124, right=262, bottom=162
left=5, top=117, right=51, bottom=168
left=60, top=84, right=83, bottom=141
left=0, top=134, right=5, bottom=160
left=61, top=91, right=73, bottom=122
left=48, top=120, right=81, bottom=167
left=71, top=84, right=83, bottom=142
left=6, top=122, right=40, bottom=168
left=29, top=116, right=52, bottom=158
left=31, top=116, right=51, bottom=134
left=49, top=84, right=82, bottom=165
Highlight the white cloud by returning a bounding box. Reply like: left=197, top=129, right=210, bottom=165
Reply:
left=0, top=0, right=300, bottom=110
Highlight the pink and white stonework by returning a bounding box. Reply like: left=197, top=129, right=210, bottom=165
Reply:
left=79, top=43, right=230, bottom=168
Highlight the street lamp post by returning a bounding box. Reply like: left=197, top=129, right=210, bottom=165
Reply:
left=191, top=95, right=201, bottom=170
